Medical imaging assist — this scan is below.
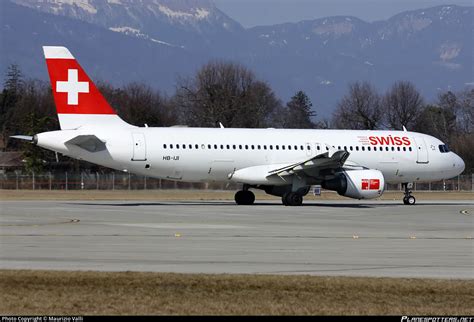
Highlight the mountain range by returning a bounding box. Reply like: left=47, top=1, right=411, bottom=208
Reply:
left=1, top=0, right=473, bottom=115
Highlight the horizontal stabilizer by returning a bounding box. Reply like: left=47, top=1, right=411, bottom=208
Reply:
left=65, top=135, right=106, bottom=152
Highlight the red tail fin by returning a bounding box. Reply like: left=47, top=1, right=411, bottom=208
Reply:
left=43, top=46, right=129, bottom=129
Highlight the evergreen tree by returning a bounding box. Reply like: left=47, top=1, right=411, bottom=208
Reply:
left=285, top=91, right=316, bottom=129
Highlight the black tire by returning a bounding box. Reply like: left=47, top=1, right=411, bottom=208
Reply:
left=245, top=190, right=255, bottom=205
left=235, top=190, right=255, bottom=205
left=403, top=196, right=409, bottom=205
left=235, top=190, right=245, bottom=205
left=282, top=193, right=289, bottom=206
left=407, top=196, right=416, bottom=205
left=286, top=192, right=303, bottom=206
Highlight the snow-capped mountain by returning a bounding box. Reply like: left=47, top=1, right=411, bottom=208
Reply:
left=1, top=0, right=472, bottom=114
left=10, top=0, right=244, bottom=50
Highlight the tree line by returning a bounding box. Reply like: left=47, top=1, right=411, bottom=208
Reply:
left=1, top=62, right=472, bottom=174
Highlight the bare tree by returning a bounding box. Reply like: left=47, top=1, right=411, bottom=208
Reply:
left=332, top=82, right=383, bottom=130
left=383, top=81, right=424, bottom=130
left=174, top=61, right=282, bottom=128
left=99, top=82, right=178, bottom=127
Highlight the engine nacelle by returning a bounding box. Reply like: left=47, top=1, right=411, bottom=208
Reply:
left=322, top=169, right=385, bottom=199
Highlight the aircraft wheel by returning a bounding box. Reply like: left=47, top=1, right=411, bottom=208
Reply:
left=285, top=192, right=303, bottom=206
left=235, top=190, right=255, bottom=205
left=406, top=196, right=416, bottom=205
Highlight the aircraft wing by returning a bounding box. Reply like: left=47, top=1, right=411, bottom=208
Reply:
left=267, top=149, right=350, bottom=178
left=65, top=135, right=106, bottom=152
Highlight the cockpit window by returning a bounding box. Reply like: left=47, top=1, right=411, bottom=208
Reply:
left=439, top=144, right=450, bottom=153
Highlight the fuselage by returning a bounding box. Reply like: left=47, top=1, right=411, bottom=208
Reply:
left=37, top=126, right=465, bottom=185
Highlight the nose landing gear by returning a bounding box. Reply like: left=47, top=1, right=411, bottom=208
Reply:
left=234, top=185, right=255, bottom=205
left=402, top=183, right=416, bottom=205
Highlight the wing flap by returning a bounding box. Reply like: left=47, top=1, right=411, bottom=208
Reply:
left=267, top=150, right=350, bottom=177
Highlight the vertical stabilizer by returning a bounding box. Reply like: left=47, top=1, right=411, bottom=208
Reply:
left=43, top=46, right=130, bottom=129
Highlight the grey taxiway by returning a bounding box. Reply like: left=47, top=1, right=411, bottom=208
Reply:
left=1, top=199, right=473, bottom=278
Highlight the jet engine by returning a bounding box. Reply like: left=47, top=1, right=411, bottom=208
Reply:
left=322, top=169, right=385, bottom=199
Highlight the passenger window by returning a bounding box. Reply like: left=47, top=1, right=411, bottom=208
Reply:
left=350, top=146, right=353, bottom=151
left=195, top=144, right=199, bottom=149
left=208, top=144, right=211, bottom=149
left=295, top=145, right=299, bottom=150
left=163, top=144, right=167, bottom=149
left=325, top=146, right=329, bottom=151
left=276, top=145, right=279, bottom=150
left=257, top=145, right=261, bottom=150
left=344, top=146, right=347, bottom=151
left=409, top=147, right=412, bottom=152
left=220, top=144, right=224, bottom=149
left=355, top=146, right=359, bottom=151
left=379, top=147, right=383, bottom=151
left=264, top=145, right=267, bottom=150
left=226, top=145, right=230, bottom=149
left=361, top=146, right=365, bottom=151
left=170, top=144, right=173, bottom=149
left=301, top=146, right=305, bottom=150
left=391, top=146, right=395, bottom=151
left=282, top=145, right=285, bottom=150
left=251, top=145, right=255, bottom=150
left=239, top=145, right=242, bottom=150
left=403, top=147, right=406, bottom=151
left=182, top=144, right=186, bottom=149
left=385, top=147, right=389, bottom=151
left=214, top=144, right=218, bottom=149
left=270, top=145, right=273, bottom=150
left=176, top=144, right=180, bottom=149
left=189, top=144, right=192, bottom=149
left=397, top=147, right=400, bottom=151
left=367, top=146, right=371, bottom=151
left=245, top=145, right=248, bottom=150
left=233, top=145, right=236, bottom=149
left=317, top=146, right=320, bottom=150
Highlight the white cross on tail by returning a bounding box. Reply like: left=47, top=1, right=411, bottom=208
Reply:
left=56, top=69, right=89, bottom=105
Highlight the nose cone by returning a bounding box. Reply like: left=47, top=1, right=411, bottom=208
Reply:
left=453, top=154, right=465, bottom=175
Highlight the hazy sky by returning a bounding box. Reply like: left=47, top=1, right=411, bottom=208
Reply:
left=213, top=0, right=473, bottom=28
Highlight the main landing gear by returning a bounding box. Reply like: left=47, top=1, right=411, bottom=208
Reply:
left=402, top=182, right=416, bottom=205
left=282, top=192, right=303, bottom=206
left=234, top=186, right=255, bottom=205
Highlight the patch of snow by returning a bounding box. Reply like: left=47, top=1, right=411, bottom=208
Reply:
left=259, top=34, right=270, bottom=38
left=158, top=4, right=209, bottom=20
left=158, top=4, right=191, bottom=18
left=320, top=80, right=332, bottom=85
left=313, top=21, right=353, bottom=37
left=439, top=43, right=461, bottom=61
left=364, top=61, right=374, bottom=66
left=107, top=0, right=122, bottom=4
left=109, top=26, right=140, bottom=33
left=195, top=8, right=210, bottom=19
left=50, top=0, right=97, bottom=14
left=150, top=38, right=173, bottom=47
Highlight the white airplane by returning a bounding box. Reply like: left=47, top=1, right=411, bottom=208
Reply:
left=13, top=46, right=465, bottom=206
